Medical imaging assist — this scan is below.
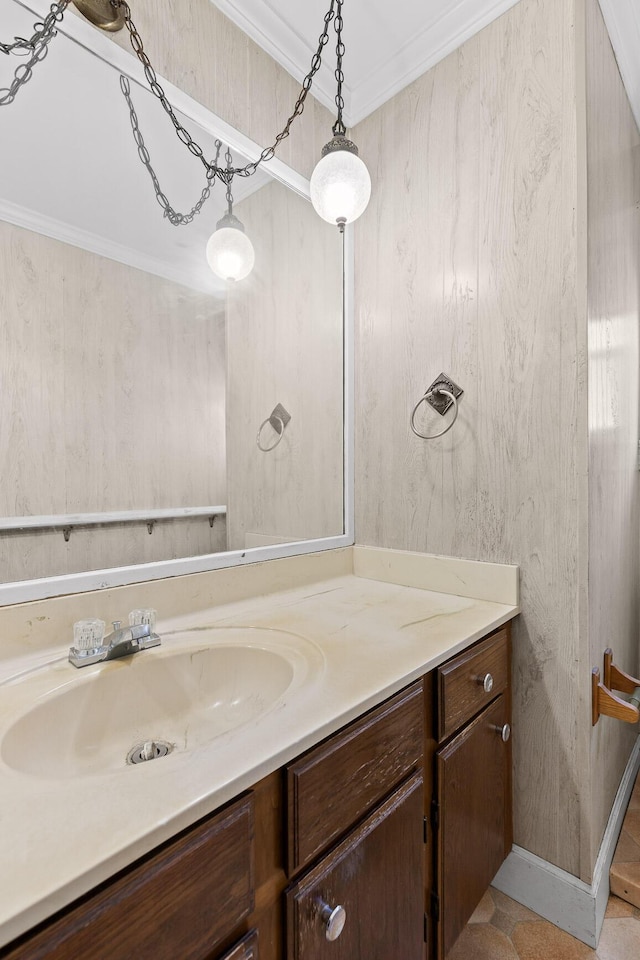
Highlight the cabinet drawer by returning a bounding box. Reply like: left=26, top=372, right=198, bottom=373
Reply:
left=286, top=680, right=424, bottom=875
left=3, top=795, right=254, bottom=960
left=437, top=628, right=509, bottom=740
left=286, top=773, right=424, bottom=960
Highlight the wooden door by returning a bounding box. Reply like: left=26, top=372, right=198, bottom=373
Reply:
left=287, top=772, right=425, bottom=960
left=436, top=695, right=512, bottom=957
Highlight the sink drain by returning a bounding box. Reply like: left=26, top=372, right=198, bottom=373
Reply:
left=127, top=740, right=173, bottom=765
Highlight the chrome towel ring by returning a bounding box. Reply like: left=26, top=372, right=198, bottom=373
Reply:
left=410, top=374, right=463, bottom=441
left=257, top=403, right=291, bottom=452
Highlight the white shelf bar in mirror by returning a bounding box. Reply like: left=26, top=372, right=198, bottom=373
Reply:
left=0, top=507, right=227, bottom=534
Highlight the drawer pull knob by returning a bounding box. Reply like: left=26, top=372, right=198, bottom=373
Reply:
left=319, top=901, right=347, bottom=941
left=478, top=673, right=494, bottom=693
left=495, top=723, right=511, bottom=742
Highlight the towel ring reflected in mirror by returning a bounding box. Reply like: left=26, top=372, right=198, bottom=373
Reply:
left=257, top=415, right=286, bottom=452
left=257, top=403, right=292, bottom=452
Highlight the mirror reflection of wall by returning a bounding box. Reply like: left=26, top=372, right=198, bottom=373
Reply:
left=0, top=226, right=228, bottom=581
left=226, top=183, right=344, bottom=551
left=0, top=1, right=344, bottom=586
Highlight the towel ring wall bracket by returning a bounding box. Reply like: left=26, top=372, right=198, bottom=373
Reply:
left=410, top=373, right=464, bottom=441
left=423, top=374, right=464, bottom=416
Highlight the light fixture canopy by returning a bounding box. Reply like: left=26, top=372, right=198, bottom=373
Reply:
left=72, top=0, right=125, bottom=32
left=206, top=212, right=255, bottom=283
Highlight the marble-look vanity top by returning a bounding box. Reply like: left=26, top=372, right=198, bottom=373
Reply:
left=0, top=545, right=519, bottom=948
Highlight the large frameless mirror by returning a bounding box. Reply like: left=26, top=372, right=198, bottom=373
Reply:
left=0, top=0, right=352, bottom=604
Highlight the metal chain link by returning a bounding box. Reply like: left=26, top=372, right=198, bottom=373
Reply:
left=0, top=1, right=71, bottom=105
left=113, top=0, right=338, bottom=181
left=119, top=75, right=222, bottom=225
left=333, top=0, right=346, bottom=136
left=224, top=147, right=234, bottom=214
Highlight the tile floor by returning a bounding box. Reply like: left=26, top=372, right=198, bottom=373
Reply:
left=447, top=887, right=640, bottom=960
left=448, top=771, right=640, bottom=959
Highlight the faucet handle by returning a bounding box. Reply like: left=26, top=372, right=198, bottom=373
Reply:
left=129, top=609, right=157, bottom=631
left=73, top=619, right=106, bottom=653
left=69, top=619, right=107, bottom=667
left=111, top=621, right=122, bottom=632
left=129, top=609, right=161, bottom=650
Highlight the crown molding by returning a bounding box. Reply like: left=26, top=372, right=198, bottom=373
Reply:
left=598, top=0, right=640, bottom=133
left=210, top=0, right=522, bottom=128
left=349, top=0, right=521, bottom=126
left=210, top=0, right=341, bottom=122
left=0, top=198, right=224, bottom=297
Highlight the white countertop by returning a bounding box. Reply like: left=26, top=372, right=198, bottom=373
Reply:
left=0, top=547, right=519, bottom=948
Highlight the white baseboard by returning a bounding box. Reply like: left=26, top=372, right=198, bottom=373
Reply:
left=493, top=735, right=640, bottom=948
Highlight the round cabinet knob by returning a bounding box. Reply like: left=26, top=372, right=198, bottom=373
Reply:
left=495, top=723, right=511, bottom=742
left=478, top=673, right=494, bottom=694
left=319, top=902, right=346, bottom=941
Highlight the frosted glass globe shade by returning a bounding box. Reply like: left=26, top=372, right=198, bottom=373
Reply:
left=310, top=148, right=371, bottom=226
left=206, top=221, right=255, bottom=282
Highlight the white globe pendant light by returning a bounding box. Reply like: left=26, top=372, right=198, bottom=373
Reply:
left=310, top=0, right=371, bottom=231
left=206, top=149, right=255, bottom=283
left=206, top=212, right=255, bottom=282
left=310, top=134, right=371, bottom=229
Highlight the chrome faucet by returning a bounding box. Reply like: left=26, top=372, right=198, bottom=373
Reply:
left=69, top=614, right=161, bottom=668
left=102, top=621, right=161, bottom=660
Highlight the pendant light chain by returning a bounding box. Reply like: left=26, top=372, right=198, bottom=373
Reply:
left=225, top=147, right=235, bottom=215
left=114, top=0, right=340, bottom=183
left=1, top=0, right=343, bottom=172
left=119, top=74, right=222, bottom=225
left=0, top=0, right=71, bottom=106
left=333, top=0, right=346, bottom=137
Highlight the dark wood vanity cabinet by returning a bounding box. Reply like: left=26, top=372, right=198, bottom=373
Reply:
left=0, top=624, right=512, bottom=960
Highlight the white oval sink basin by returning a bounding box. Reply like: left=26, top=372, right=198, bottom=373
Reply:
left=0, top=627, right=323, bottom=779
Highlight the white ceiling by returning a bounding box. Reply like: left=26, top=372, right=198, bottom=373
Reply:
left=211, top=0, right=640, bottom=131
left=598, top=0, right=640, bottom=132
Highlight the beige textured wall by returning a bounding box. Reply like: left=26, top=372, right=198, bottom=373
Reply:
left=225, top=182, right=344, bottom=549
left=585, top=0, right=640, bottom=868
left=0, top=221, right=227, bottom=581
left=353, top=0, right=587, bottom=876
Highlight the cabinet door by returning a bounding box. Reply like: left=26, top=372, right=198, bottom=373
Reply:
left=436, top=695, right=511, bottom=957
left=286, top=772, right=424, bottom=960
